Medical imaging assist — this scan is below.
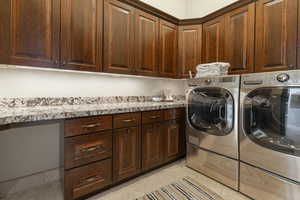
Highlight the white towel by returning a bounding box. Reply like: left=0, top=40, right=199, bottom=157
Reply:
left=195, top=62, right=230, bottom=78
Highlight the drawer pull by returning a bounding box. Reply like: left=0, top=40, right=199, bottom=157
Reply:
left=80, top=145, right=103, bottom=153
left=79, top=175, right=100, bottom=185
left=123, top=119, right=136, bottom=123
left=150, top=116, right=160, bottom=119
left=82, top=123, right=101, bottom=128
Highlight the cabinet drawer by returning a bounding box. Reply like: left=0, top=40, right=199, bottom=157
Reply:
left=164, top=108, right=185, bottom=120
left=142, top=111, right=163, bottom=124
left=64, top=116, right=113, bottom=137
left=65, top=159, right=112, bottom=200
left=65, top=131, right=112, bottom=169
left=113, top=113, right=141, bottom=129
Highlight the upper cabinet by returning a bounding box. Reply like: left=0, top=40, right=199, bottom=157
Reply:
left=225, top=3, right=255, bottom=74
left=135, top=10, right=159, bottom=76
left=103, top=0, right=135, bottom=74
left=159, top=20, right=178, bottom=78
left=2, top=0, right=299, bottom=77
left=255, top=0, right=298, bottom=72
left=9, top=0, right=60, bottom=68
left=0, top=0, right=10, bottom=64
left=202, top=16, right=225, bottom=63
left=61, top=0, right=103, bottom=72
left=178, top=25, right=202, bottom=78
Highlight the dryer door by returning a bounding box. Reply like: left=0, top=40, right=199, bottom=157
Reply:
left=188, top=87, right=234, bottom=136
left=241, top=86, right=300, bottom=182
left=244, top=87, right=300, bottom=157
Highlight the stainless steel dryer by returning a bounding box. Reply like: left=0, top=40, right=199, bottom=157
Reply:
left=186, top=75, right=240, bottom=190
left=240, top=71, right=300, bottom=200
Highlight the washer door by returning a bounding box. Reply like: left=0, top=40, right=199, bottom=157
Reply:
left=188, top=87, right=234, bottom=136
left=244, top=87, right=300, bottom=157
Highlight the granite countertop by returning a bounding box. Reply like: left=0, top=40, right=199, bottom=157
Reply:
left=0, top=100, right=186, bottom=126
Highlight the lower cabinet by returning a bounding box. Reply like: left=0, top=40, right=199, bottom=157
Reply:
left=142, top=123, right=165, bottom=170
left=113, top=127, right=141, bottom=182
left=164, top=120, right=185, bottom=162
left=63, top=108, right=185, bottom=200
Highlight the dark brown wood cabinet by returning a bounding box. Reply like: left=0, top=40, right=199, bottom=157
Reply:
left=255, top=0, right=298, bottom=72
left=142, top=123, right=164, bottom=170
left=178, top=25, right=202, bottom=78
left=103, top=0, right=135, bottom=74
left=202, top=16, right=225, bottom=63
left=113, top=127, right=141, bottom=182
left=159, top=20, right=178, bottom=78
left=2, top=0, right=300, bottom=76
left=61, top=0, right=103, bottom=72
left=9, top=0, right=60, bottom=68
left=164, top=120, right=184, bottom=161
left=0, top=0, right=10, bottom=64
left=135, top=10, right=159, bottom=76
left=225, top=3, right=255, bottom=74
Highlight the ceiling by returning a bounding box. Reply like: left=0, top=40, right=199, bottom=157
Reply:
left=140, top=0, right=239, bottom=19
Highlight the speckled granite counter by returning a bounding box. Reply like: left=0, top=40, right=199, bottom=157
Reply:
left=0, top=97, right=185, bottom=126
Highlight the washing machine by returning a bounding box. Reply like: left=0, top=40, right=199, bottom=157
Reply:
left=186, top=75, right=240, bottom=190
left=239, top=71, right=300, bottom=200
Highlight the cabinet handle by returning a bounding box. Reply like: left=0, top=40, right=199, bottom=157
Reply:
left=150, top=116, right=160, bottom=119
left=123, top=119, right=136, bottom=123
left=82, top=123, right=101, bottom=128
left=79, top=175, right=100, bottom=185
left=79, top=144, right=103, bottom=153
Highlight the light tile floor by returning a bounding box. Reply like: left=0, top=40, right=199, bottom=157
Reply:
left=2, top=160, right=250, bottom=200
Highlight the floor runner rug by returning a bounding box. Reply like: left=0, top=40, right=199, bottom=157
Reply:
left=135, top=177, right=224, bottom=200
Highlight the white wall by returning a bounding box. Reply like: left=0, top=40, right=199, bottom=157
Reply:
left=140, top=0, right=187, bottom=19
left=186, top=0, right=239, bottom=18
left=0, top=65, right=185, bottom=98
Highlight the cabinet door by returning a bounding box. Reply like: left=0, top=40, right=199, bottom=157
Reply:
left=10, top=0, right=60, bottom=68
left=113, top=127, right=141, bottom=182
left=0, top=0, right=10, bottom=64
left=164, top=121, right=181, bottom=160
left=178, top=25, right=202, bottom=78
left=255, top=0, right=298, bottom=72
left=225, top=3, right=255, bottom=74
left=104, top=0, right=135, bottom=74
left=159, top=20, right=178, bottom=78
left=61, top=0, right=102, bottom=72
left=164, top=120, right=184, bottom=161
left=142, top=123, right=164, bottom=170
left=135, top=10, right=159, bottom=76
left=202, top=16, right=225, bottom=63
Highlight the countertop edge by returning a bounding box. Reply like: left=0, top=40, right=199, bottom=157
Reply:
left=0, top=102, right=186, bottom=126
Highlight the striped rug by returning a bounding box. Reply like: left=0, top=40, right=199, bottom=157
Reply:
left=135, top=177, right=224, bottom=200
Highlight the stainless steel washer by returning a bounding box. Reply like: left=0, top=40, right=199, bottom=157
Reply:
left=239, top=70, right=300, bottom=200
left=186, top=75, right=240, bottom=190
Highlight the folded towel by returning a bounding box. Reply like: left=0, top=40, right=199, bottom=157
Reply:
left=195, top=62, right=230, bottom=78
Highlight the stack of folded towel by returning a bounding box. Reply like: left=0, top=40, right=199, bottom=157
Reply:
left=195, top=62, right=230, bottom=78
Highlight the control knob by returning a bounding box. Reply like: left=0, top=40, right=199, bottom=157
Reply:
left=277, top=73, right=290, bottom=83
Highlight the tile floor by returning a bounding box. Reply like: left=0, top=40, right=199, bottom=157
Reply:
left=2, top=160, right=250, bottom=200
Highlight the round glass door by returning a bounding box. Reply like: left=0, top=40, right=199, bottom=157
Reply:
left=188, top=87, right=234, bottom=136
left=244, top=87, right=300, bottom=157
